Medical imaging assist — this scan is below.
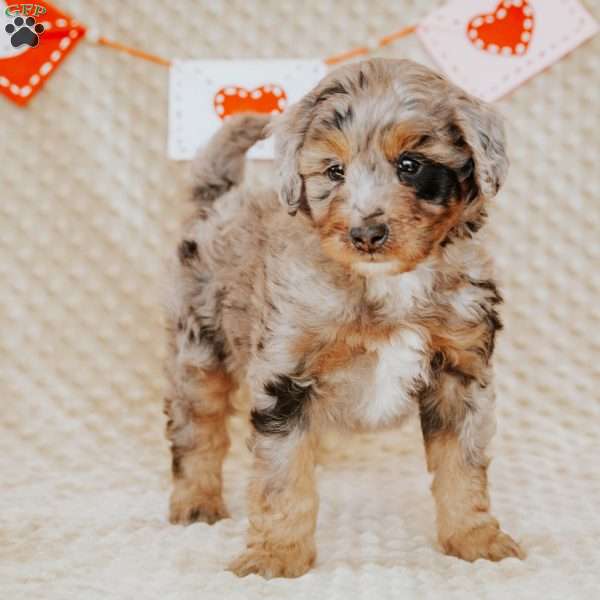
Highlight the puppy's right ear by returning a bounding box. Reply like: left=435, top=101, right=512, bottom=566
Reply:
left=270, top=95, right=316, bottom=216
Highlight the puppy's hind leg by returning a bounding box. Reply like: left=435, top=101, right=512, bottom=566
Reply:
left=163, top=113, right=269, bottom=525
left=164, top=309, right=234, bottom=525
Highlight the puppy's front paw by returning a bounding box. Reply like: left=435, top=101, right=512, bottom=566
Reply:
left=169, top=490, right=229, bottom=525
left=442, top=522, right=525, bottom=562
left=228, top=545, right=315, bottom=579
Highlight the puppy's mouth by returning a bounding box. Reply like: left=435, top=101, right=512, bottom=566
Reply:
left=351, top=247, right=388, bottom=260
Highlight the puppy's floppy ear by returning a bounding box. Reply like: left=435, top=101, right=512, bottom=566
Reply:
left=270, top=94, right=317, bottom=216
left=454, top=95, right=509, bottom=200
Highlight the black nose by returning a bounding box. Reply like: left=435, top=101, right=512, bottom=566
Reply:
left=350, top=224, right=389, bottom=251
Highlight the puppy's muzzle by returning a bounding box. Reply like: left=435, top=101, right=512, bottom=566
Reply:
left=350, top=223, right=389, bottom=253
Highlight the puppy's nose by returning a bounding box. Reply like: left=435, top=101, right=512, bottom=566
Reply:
left=350, top=224, right=389, bottom=251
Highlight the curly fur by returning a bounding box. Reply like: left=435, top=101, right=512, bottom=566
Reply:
left=162, top=59, right=524, bottom=579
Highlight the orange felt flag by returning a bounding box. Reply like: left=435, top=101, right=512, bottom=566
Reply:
left=0, top=1, right=85, bottom=106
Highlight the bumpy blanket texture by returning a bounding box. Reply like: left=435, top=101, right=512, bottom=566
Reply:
left=1, top=1, right=599, bottom=598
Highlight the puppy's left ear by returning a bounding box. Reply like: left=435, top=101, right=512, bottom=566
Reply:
left=270, top=94, right=316, bottom=216
left=454, top=95, right=509, bottom=200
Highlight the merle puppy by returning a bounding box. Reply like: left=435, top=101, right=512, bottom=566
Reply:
left=163, top=58, right=524, bottom=579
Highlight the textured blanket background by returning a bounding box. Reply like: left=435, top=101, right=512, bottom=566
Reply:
left=1, top=1, right=599, bottom=598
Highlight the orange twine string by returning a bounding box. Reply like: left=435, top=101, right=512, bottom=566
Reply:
left=324, top=24, right=417, bottom=65
left=85, top=24, right=416, bottom=68
left=323, top=46, right=371, bottom=66
left=377, top=24, right=418, bottom=48
left=96, top=36, right=172, bottom=67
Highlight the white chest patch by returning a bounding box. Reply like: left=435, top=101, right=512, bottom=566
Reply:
left=364, top=260, right=435, bottom=319
left=361, top=328, right=428, bottom=427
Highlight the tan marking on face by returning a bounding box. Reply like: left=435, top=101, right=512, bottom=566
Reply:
left=310, top=130, right=351, bottom=166
left=383, top=194, right=464, bottom=272
left=381, top=123, right=471, bottom=170
left=313, top=198, right=358, bottom=265
left=380, top=125, right=427, bottom=163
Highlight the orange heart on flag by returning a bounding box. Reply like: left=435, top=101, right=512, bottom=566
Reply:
left=0, top=0, right=86, bottom=106
left=466, top=0, right=534, bottom=57
left=213, top=84, right=287, bottom=120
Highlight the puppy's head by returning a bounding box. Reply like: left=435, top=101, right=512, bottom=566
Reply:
left=272, top=58, right=508, bottom=273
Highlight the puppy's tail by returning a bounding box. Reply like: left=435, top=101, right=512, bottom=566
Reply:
left=191, top=112, right=271, bottom=207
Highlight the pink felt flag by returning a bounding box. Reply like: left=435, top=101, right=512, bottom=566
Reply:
left=417, top=0, right=598, bottom=101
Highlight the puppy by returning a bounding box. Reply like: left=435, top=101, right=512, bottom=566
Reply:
left=163, top=58, right=524, bottom=578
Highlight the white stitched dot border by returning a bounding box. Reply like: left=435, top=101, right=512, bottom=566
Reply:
left=467, top=0, right=534, bottom=57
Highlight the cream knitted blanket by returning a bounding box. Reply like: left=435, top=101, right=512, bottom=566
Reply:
left=1, top=1, right=599, bottom=598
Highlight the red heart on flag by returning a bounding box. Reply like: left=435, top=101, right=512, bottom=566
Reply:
left=466, top=0, right=534, bottom=57
left=0, top=1, right=86, bottom=106
left=213, top=84, right=287, bottom=120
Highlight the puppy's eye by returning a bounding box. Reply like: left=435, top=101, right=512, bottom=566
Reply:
left=397, top=156, right=421, bottom=175
left=326, top=165, right=345, bottom=182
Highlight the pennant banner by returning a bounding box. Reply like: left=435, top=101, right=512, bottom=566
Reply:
left=1, top=0, right=597, bottom=166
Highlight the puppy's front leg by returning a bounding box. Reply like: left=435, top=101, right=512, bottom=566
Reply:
left=229, top=377, right=318, bottom=579
left=419, top=374, right=525, bottom=562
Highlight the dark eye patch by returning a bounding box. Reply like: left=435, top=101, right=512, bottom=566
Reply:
left=396, top=153, right=460, bottom=205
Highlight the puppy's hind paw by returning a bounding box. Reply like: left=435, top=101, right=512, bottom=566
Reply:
left=169, top=492, right=229, bottom=525
left=443, top=522, right=526, bottom=562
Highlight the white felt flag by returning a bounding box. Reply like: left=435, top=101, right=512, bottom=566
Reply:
left=169, top=59, right=327, bottom=160
left=417, top=0, right=598, bottom=101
